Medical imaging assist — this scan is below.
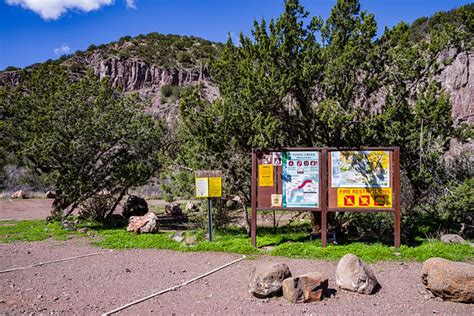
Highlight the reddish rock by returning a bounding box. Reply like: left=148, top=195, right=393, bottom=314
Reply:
left=421, top=257, right=474, bottom=303
left=127, top=212, right=159, bottom=234
left=282, top=272, right=328, bottom=303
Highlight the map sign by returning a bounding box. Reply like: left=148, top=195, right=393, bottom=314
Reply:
left=282, top=151, right=319, bottom=207
left=331, top=151, right=390, bottom=188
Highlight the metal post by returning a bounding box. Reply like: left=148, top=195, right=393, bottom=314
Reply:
left=208, top=197, right=213, bottom=241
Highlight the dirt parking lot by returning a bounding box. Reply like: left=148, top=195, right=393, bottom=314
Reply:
left=1, top=199, right=473, bottom=315
left=1, top=237, right=473, bottom=315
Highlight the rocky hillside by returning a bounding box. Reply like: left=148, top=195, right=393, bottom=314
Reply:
left=0, top=7, right=472, bottom=124
left=0, top=33, right=222, bottom=123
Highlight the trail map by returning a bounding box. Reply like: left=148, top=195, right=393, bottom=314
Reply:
left=282, top=151, right=319, bottom=207
left=331, top=151, right=390, bottom=188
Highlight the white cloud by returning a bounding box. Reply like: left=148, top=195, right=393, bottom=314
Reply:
left=125, top=0, right=136, bottom=9
left=54, top=43, right=71, bottom=56
left=6, top=0, right=114, bottom=20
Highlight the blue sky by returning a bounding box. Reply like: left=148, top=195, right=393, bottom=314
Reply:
left=1, top=0, right=472, bottom=70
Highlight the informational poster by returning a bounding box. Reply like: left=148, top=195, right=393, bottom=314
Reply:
left=331, top=151, right=390, bottom=188
left=271, top=194, right=282, bottom=207
left=337, top=188, right=392, bottom=208
left=195, top=175, right=222, bottom=198
left=258, top=165, right=274, bottom=186
left=195, top=178, right=209, bottom=198
left=282, top=151, right=319, bottom=207
left=272, top=152, right=282, bottom=166
left=208, top=177, right=222, bottom=197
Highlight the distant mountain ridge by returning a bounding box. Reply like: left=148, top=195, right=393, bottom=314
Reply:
left=0, top=6, right=472, bottom=124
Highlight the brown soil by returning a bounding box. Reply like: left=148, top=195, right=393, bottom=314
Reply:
left=0, top=199, right=188, bottom=221
left=1, top=238, right=472, bottom=315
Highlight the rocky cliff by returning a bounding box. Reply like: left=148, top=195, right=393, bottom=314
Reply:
left=437, top=48, right=473, bottom=124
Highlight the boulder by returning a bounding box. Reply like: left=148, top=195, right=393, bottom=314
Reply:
left=127, top=212, right=159, bottom=234
left=10, top=190, right=27, bottom=199
left=421, top=257, right=474, bottom=303
left=336, top=254, right=379, bottom=294
left=440, top=234, right=466, bottom=244
left=185, top=201, right=198, bottom=212
left=45, top=191, right=56, bottom=199
left=122, top=195, right=148, bottom=219
left=249, top=263, right=292, bottom=298
left=282, top=272, right=328, bottom=303
left=184, top=235, right=198, bottom=246
left=165, top=202, right=182, bottom=216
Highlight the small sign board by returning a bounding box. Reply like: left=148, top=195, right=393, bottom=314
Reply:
left=336, top=188, right=392, bottom=208
left=195, top=170, right=222, bottom=198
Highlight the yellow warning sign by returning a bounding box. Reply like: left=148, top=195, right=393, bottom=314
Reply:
left=337, top=188, right=392, bottom=208
left=208, top=177, right=222, bottom=197
left=258, top=165, right=274, bottom=187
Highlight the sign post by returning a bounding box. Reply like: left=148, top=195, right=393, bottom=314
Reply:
left=195, top=170, right=222, bottom=241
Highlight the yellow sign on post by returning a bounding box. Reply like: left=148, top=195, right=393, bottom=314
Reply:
left=195, top=170, right=222, bottom=198
left=258, top=165, right=274, bottom=186
left=337, top=188, right=392, bottom=208
left=208, top=177, right=222, bottom=197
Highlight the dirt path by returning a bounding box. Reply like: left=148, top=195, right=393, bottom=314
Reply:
left=1, top=238, right=472, bottom=315
left=0, top=199, right=185, bottom=221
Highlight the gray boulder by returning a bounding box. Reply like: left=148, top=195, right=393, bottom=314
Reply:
left=440, top=234, right=466, bottom=244
left=249, top=263, right=292, bottom=298
left=336, top=254, right=379, bottom=294
left=421, top=257, right=474, bottom=303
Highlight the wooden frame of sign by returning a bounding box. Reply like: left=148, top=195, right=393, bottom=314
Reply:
left=251, top=148, right=328, bottom=247
left=251, top=147, right=400, bottom=248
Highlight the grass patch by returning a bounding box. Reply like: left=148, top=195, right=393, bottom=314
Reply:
left=1, top=220, right=472, bottom=263
left=0, top=220, right=71, bottom=242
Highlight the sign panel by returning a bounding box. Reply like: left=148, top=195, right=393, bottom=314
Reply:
left=195, top=178, right=209, bottom=198
left=208, top=177, right=222, bottom=197
left=258, top=165, right=274, bottom=186
left=282, top=151, right=319, bottom=207
left=271, top=194, right=283, bottom=207
left=337, top=188, right=392, bottom=208
left=272, top=152, right=282, bottom=166
left=331, top=151, right=390, bottom=188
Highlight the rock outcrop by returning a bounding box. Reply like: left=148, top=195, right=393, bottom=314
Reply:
left=436, top=48, right=473, bottom=124
left=421, top=257, right=474, bottom=303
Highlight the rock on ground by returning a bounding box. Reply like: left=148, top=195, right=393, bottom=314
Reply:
left=45, top=191, right=56, bottom=199
left=122, top=195, right=148, bottom=219
left=10, top=190, right=27, bottom=199
left=282, top=272, right=328, bottom=303
left=336, top=254, right=379, bottom=295
left=127, top=212, right=159, bottom=234
left=249, top=263, right=292, bottom=298
left=440, top=234, right=466, bottom=244
left=421, top=257, right=474, bottom=303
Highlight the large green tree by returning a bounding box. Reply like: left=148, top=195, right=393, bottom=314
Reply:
left=175, top=0, right=472, bottom=239
left=1, top=64, right=166, bottom=221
